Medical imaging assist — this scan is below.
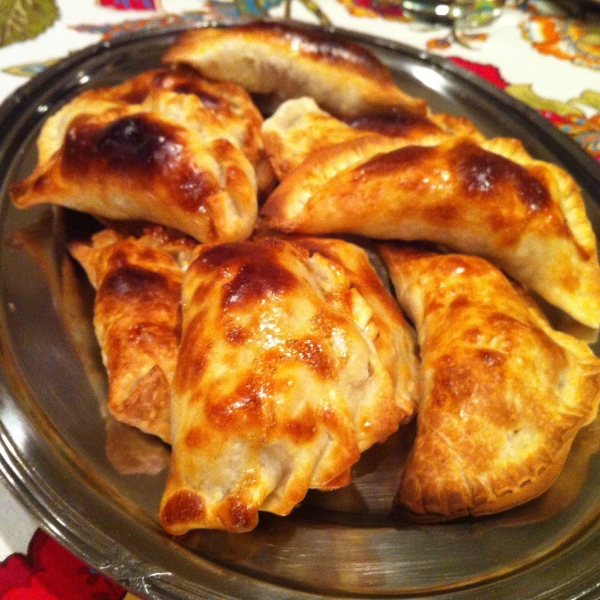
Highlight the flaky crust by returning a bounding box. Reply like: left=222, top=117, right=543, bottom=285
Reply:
left=33, top=68, right=274, bottom=195
left=160, top=237, right=405, bottom=533
left=163, top=22, right=428, bottom=120
left=380, top=244, right=600, bottom=521
left=261, top=96, right=482, bottom=180
left=69, top=228, right=196, bottom=443
left=262, top=134, right=600, bottom=329
left=11, top=84, right=258, bottom=243
left=286, top=235, right=419, bottom=420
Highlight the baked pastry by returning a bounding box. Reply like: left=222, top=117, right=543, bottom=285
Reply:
left=379, top=244, right=600, bottom=521
left=28, top=67, right=275, bottom=196
left=262, top=96, right=482, bottom=180
left=160, top=236, right=413, bottom=533
left=162, top=21, right=428, bottom=120
left=262, top=134, right=600, bottom=329
left=110, top=68, right=275, bottom=195
left=285, top=235, right=419, bottom=418
left=69, top=227, right=196, bottom=443
left=10, top=83, right=258, bottom=243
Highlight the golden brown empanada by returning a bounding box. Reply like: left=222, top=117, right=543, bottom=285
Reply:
left=162, top=22, right=428, bottom=120
left=262, top=134, right=600, bottom=329
left=379, top=244, right=600, bottom=521
left=160, top=236, right=412, bottom=533
left=11, top=85, right=258, bottom=243
left=69, top=227, right=196, bottom=443
left=261, top=97, right=482, bottom=180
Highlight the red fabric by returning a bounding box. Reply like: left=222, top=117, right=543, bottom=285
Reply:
left=98, top=0, right=156, bottom=9
left=0, top=530, right=126, bottom=600
left=448, top=56, right=510, bottom=90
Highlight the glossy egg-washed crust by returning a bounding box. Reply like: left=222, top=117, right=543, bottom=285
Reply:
left=261, top=133, right=600, bottom=329
left=379, top=245, right=600, bottom=521
left=101, top=68, right=276, bottom=195
left=9, top=22, right=600, bottom=532
left=10, top=74, right=260, bottom=244
left=69, top=228, right=198, bottom=443
left=162, top=21, right=428, bottom=120
left=285, top=235, right=419, bottom=419
left=261, top=96, right=483, bottom=181
left=160, top=236, right=416, bottom=533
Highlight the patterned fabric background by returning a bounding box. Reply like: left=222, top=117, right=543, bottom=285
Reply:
left=1, top=0, right=600, bottom=159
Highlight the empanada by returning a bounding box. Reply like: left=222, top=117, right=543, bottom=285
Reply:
left=69, top=227, right=196, bottom=443
left=11, top=84, right=258, bottom=243
left=262, top=134, right=600, bottom=329
left=160, top=236, right=411, bottom=533
left=162, top=22, right=428, bottom=120
left=261, top=96, right=481, bottom=180
left=379, top=244, right=600, bottom=521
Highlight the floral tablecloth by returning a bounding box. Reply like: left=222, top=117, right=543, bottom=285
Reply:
left=1, top=0, right=600, bottom=597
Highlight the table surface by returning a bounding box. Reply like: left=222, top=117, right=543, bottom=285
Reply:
left=1, top=0, right=599, bottom=597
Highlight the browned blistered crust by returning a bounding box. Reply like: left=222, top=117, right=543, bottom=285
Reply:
left=10, top=75, right=260, bottom=244
left=261, top=96, right=484, bottom=181
left=8, top=24, right=600, bottom=533
left=285, top=235, right=419, bottom=421
left=261, top=134, right=600, bottom=329
left=159, top=236, right=416, bottom=533
left=104, top=68, right=276, bottom=195
left=379, top=244, right=600, bottom=521
left=69, top=228, right=197, bottom=443
left=163, top=21, right=428, bottom=120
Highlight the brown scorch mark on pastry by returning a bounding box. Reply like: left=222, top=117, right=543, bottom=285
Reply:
left=195, top=240, right=301, bottom=308
left=243, top=21, right=392, bottom=79
left=161, top=490, right=206, bottom=528
left=63, top=114, right=182, bottom=172
left=63, top=114, right=221, bottom=216
left=452, top=141, right=550, bottom=211
left=356, top=145, right=434, bottom=177
left=349, top=111, right=443, bottom=137
left=99, top=264, right=173, bottom=302
left=205, top=374, right=273, bottom=431
left=223, top=261, right=298, bottom=308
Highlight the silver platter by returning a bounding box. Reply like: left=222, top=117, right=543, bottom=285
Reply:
left=1, top=18, right=600, bottom=600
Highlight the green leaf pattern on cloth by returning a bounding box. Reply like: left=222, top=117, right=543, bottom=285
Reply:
left=507, top=83, right=586, bottom=117
left=0, top=0, right=60, bottom=48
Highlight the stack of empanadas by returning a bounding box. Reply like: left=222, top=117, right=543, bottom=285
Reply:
left=9, top=21, right=600, bottom=533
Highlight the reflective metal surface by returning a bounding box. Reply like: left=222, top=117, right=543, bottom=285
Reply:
left=1, top=18, right=600, bottom=600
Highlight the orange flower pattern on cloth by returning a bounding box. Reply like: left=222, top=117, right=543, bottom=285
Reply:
left=520, top=15, right=600, bottom=70
left=98, top=0, right=157, bottom=7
